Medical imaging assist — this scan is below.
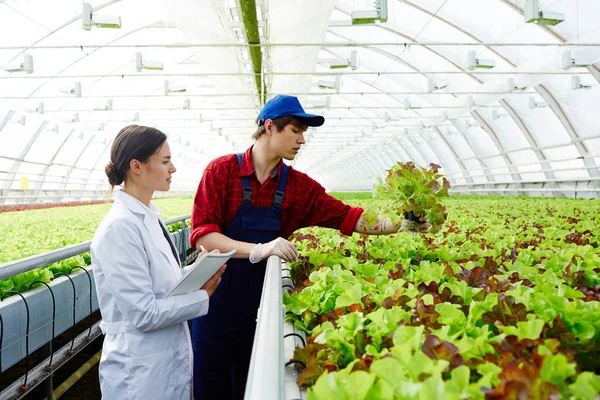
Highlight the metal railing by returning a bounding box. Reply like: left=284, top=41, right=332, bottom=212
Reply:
left=0, top=213, right=193, bottom=399
left=0, top=214, right=192, bottom=281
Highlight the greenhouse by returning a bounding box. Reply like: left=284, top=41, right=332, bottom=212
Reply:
left=0, top=0, right=599, bottom=399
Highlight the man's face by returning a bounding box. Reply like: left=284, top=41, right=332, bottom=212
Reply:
left=268, top=121, right=307, bottom=160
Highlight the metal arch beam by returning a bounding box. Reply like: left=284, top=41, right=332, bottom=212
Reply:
left=26, top=21, right=176, bottom=99
left=363, top=149, right=388, bottom=177
left=0, top=110, right=15, bottom=132
left=497, top=0, right=600, bottom=189
left=0, top=110, right=15, bottom=135
left=302, top=83, right=434, bottom=179
left=433, top=126, right=474, bottom=185
left=344, top=164, right=365, bottom=184
left=340, top=3, right=577, bottom=190
left=32, top=129, right=76, bottom=192
left=587, top=64, right=600, bottom=84
left=389, top=142, right=410, bottom=163
left=497, top=98, right=561, bottom=191
left=498, top=99, right=557, bottom=185
left=329, top=8, right=485, bottom=85
left=408, top=133, right=451, bottom=172
left=381, top=1, right=533, bottom=185
left=80, top=141, right=111, bottom=201
left=397, top=0, right=516, bottom=68
left=425, top=128, right=474, bottom=184
left=7, top=42, right=600, bottom=50
left=379, top=146, right=397, bottom=167
left=498, top=0, right=568, bottom=43
left=5, top=1, right=121, bottom=65
left=471, top=110, right=522, bottom=182
left=318, top=43, right=423, bottom=110
left=394, top=138, right=427, bottom=166
left=325, top=30, right=429, bottom=80
left=535, top=84, right=600, bottom=178
left=327, top=12, right=492, bottom=183
left=319, top=36, right=474, bottom=181
left=59, top=135, right=99, bottom=191
left=353, top=163, right=369, bottom=181
left=350, top=151, right=376, bottom=180
left=390, top=140, right=426, bottom=172
left=381, top=135, right=429, bottom=171
left=358, top=158, right=377, bottom=181
left=1, top=121, right=47, bottom=195
left=449, top=121, right=495, bottom=183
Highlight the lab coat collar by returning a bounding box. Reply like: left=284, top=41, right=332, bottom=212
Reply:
left=114, top=190, right=181, bottom=268
left=114, top=190, right=161, bottom=220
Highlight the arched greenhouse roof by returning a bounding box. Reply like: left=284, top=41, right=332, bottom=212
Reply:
left=1, top=0, right=599, bottom=204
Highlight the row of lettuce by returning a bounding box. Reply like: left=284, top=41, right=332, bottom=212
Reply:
left=0, top=197, right=193, bottom=297
left=284, top=196, right=600, bottom=399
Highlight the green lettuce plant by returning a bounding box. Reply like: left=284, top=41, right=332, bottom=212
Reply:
left=374, top=162, right=450, bottom=233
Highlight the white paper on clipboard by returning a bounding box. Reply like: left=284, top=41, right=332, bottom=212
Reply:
left=166, top=250, right=236, bottom=297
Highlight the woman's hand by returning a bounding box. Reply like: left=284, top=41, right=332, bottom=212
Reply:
left=197, top=247, right=226, bottom=297
left=201, top=264, right=226, bottom=297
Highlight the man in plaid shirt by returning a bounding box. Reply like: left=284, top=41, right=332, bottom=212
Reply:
left=189, top=95, right=429, bottom=400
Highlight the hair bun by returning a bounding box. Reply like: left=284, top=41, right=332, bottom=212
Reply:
left=105, top=161, right=123, bottom=186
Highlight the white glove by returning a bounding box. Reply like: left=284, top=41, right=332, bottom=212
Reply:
left=249, top=238, right=299, bottom=264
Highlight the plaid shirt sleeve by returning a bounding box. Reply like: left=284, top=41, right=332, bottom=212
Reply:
left=189, top=161, right=227, bottom=247
left=297, top=173, right=364, bottom=236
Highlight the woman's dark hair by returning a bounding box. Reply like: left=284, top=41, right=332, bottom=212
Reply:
left=105, top=125, right=167, bottom=192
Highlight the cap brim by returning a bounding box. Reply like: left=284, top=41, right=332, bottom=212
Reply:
left=293, top=113, right=325, bottom=127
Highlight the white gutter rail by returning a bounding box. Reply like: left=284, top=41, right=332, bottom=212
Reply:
left=244, top=255, right=285, bottom=400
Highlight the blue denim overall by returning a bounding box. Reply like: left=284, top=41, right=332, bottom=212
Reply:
left=191, top=153, right=288, bottom=400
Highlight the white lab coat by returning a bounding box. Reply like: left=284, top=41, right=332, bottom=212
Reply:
left=91, top=191, right=209, bottom=400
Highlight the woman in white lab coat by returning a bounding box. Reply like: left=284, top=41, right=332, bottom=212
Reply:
left=91, top=125, right=225, bottom=400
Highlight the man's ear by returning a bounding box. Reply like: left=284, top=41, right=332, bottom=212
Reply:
left=129, top=159, right=142, bottom=176
left=264, top=119, right=275, bottom=136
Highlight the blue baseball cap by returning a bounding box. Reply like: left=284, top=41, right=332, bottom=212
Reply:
left=257, top=95, right=325, bottom=127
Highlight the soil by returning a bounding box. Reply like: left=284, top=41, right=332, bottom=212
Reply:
left=0, top=200, right=110, bottom=214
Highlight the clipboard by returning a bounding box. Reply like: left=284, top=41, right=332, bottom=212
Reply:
left=166, top=250, right=236, bottom=297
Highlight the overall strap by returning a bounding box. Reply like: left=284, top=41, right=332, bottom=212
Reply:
left=237, top=153, right=252, bottom=205
left=272, top=163, right=289, bottom=211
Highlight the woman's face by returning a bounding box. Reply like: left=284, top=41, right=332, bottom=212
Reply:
left=140, top=141, right=177, bottom=192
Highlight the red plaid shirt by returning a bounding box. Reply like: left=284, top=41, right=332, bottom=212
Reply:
left=189, top=146, right=364, bottom=247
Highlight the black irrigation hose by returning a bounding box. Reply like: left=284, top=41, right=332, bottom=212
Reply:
left=28, top=281, right=56, bottom=371
left=1, top=291, right=31, bottom=392
left=285, top=359, right=306, bottom=369
left=51, top=273, right=77, bottom=355
left=69, top=266, right=94, bottom=341
left=281, top=273, right=296, bottom=286
left=283, top=333, right=306, bottom=347
left=180, top=220, right=188, bottom=263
